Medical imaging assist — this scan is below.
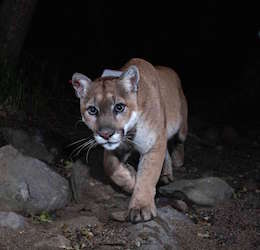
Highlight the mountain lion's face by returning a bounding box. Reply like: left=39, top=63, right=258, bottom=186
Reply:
left=72, top=67, right=139, bottom=150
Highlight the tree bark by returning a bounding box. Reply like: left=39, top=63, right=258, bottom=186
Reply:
left=0, top=0, right=38, bottom=66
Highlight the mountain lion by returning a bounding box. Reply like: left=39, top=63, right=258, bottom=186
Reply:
left=71, top=58, right=188, bottom=223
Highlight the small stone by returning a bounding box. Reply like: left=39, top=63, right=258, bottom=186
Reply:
left=197, top=232, right=210, bottom=238
left=0, top=212, right=26, bottom=230
left=34, top=234, right=71, bottom=249
left=203, top=216, right=210, bottom=221
left=110, top=211, right=127, bottom=222
left=88, top=231, right=94, bottom=238
left=135, top=240, right=141, bottom=247
left=173, top=200, right=188, bottom=212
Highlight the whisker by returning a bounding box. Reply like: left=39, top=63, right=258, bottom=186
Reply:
left=67, top=134, right=93, bottom=147
left=69, top=139, right=95, bottom=158
left=67, top=138, right=88, bottom=147
left=75, top=139, right=95, bottom=157
left=69, top=143, right=85, bottom=158
left=74, top=140, right=92, bottom=157
left=86, top=142, right=98, bottom=163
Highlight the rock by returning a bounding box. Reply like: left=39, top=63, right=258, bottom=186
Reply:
left=0, top=127, right=54, bottom=163
left=0, top=212, right=26, bottom=229
left=0, top=145, right=71, bottom=214
left=159, top=177, right=234, bottom=206
left=69, top=160, right=90, bottom=202
left=34, top=235, right=71, bottom=249
left=172, top=200, right=189, bottom=212
left=110, top=211, right=128, bottom=222
left=158, top=197, right=189, bottom=212
left=128, top=206, right=191, bottom=250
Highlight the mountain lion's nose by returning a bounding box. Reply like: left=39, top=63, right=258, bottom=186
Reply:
left=97, top=128, right=115, bottom=140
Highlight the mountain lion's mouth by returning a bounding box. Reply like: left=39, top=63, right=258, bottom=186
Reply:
left=94, top=132, right=121, bottom=150
left=103, top=141, right=119, bottom=146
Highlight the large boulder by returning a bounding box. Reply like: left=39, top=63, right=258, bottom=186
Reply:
left=111, top=206, right=192, bottom=249
left=0, top=145, right=71, bottom=214
left=159, top=177, right=234, bottom=206
left=1, top=128, right=55, bottom=163
left=128, top=206, right=192, bottom=250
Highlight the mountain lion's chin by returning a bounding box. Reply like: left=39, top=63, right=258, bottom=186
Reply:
left=103, top=142, right=121, bottom=151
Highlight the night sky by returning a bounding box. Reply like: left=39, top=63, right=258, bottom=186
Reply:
left=23, top=1, right=260, bottom=124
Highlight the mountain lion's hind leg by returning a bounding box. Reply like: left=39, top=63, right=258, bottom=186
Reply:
left=171, top=120, right=187, bottom=168
left=160, top=149, right=174, bottom=184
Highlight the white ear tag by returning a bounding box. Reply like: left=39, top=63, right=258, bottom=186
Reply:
left=102, top=69, right=123, bottom=78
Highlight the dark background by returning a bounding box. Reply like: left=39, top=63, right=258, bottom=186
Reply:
left=23, top=0, right=260, bottom=126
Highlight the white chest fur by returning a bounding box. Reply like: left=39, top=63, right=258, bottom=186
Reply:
left=133, top=118, right=156, bottom=154
left=167, top=118, right=181, bottom=139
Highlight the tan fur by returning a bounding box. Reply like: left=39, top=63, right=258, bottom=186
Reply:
left=72, top=58, right=188, bottom=223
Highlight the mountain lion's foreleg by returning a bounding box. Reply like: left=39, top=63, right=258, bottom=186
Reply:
left=128, top=135, right=167, bottom=223
left=104, top=150, right=136, bottom=193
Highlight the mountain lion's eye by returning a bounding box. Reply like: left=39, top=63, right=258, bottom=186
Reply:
left=114, top=103, right=126, bottom=113
left=87, top=106, right=98, bottom=116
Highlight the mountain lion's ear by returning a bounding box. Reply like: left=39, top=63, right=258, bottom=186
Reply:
left=71, top=73, right=92, bottom=98
left=119, top=65, right=140, bottom=92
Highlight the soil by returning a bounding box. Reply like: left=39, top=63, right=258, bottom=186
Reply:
left=0, top=97, right=259, bottom=250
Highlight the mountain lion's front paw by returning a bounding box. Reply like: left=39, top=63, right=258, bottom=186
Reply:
left=128, top=196, right=157, bottom=223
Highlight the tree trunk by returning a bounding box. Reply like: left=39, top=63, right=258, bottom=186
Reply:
left=0, top=0, right=38, bottom=66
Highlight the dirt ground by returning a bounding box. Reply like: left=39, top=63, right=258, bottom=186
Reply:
left=0, top=98, right=259, bottom=250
